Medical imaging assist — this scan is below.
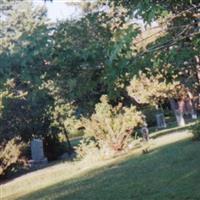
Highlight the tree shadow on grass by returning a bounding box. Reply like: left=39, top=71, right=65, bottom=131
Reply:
left=19, top=140, right=200, bottom=200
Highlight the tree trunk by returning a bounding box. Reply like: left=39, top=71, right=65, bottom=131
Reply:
left=186, top=90, right=198, bottom=119
left=169, top=99, right=185, bottom=126
left=195, top=55, right=200, bottom=84
left=64, top=129, right=73, bottom=152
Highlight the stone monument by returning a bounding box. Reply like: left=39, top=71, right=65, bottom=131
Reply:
left=30, top=139, right=48, bottom=166
left=140, top=126, right=149, bottom=142
left=156, top=113, right=167, bottom=128
left=191, top=110, right=197, bottom=120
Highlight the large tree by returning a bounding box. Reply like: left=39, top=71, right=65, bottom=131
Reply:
left=0, top=0, right=53, bottom=141
left=49, top=12, right=112, bottom=112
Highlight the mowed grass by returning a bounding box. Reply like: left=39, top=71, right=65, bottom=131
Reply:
left=17, top=139, right=200, bottom=200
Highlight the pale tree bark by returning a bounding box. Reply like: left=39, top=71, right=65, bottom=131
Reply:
left=169, top=99, right=185, bottom=126
left=195, top=55, right=200, bottom=84
left=186, top=90, right=197, bottom=119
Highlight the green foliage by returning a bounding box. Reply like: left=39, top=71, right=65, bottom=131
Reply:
left=80, top=95, right=144, bottom=155
left=0, top=91, right=10, bottom=117
left=0, top=138, right=26, bottom=177
left=127, top=72, right=179, bottom=106
left=0, top=1, right=58, bottom=171
left=98, top=0, right=199, bottom=22
left=0, top=0, right=51, bottom=86
left=104, top=26, right=141, bottom=99
left=0, top=89, right=53, bottom=142
left=191, top=120, right=200, bottom=140
left=99, top=0, right=200, bottom=96
left=50, top=13, right=111, bottom=108
left=0, top=0, right=53, bottom=141
left=141, top=106, right=158, bottom=127
left=51, top=101, right=79, bottom=135
left=75, top=138, right=99, bottom=160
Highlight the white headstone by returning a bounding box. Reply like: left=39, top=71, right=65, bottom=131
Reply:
left=31, top=139, right=46, bottom=162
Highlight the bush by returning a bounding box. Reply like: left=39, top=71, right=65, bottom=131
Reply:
left=191, top=120, right=200, bottom=140
left=78, top=95, right=144, bottom=159
left=75, top=138, right=100, bottom=160
left=0, top=138, right=27, bottom=178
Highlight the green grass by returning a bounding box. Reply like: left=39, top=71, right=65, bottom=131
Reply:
left=150, top=121, right=196, bottom=138
left=18, top=139, right=200, bottom=200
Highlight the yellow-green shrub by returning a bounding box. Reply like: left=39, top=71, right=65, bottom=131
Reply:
left=0, top=138, right=26, bottom=177
left=127, top=72, right=178, bottom=106
left=78, top=95, right=144, bottom=158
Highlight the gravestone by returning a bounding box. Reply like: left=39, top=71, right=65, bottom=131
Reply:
left=191, top=110, right=197, bottom=120
left=140, top=126, right=150, bottom=154
left=140, top=126, right=149, bottom=142
left=30, top=139, right=47, bottom=165
left=156, top=113, right=167, bottom=128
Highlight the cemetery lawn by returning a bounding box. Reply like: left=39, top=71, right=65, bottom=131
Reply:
left=2, top=131, right=200, bottom=200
